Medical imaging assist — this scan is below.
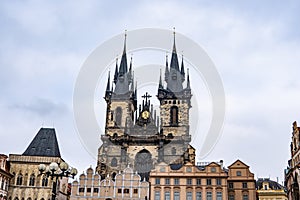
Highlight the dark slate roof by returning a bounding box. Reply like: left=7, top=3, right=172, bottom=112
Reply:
left=256, top=178, right=285, bottom=190
left=170, top=163, right=183, bottom=170
left=22, top=128, right=61, bottom=157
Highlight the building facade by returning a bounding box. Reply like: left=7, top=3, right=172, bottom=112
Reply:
left=256, top=178, right=287, bottom=200
left=97, top=33, right=194, bottom=180
left=8, top=128, right=70, bottom=200
left=0, top=154, right=13, bottom=200
left=149, top=161, right=228, bottom=200
left=71, top=166, right=149, bottom=200
left=149, top=159, right=256, bottom=200
left=227, top=160, right=256, bottom=200
left=285, top=121, right=300, bottom=200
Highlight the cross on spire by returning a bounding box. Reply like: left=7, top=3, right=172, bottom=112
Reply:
left=141, top=92, right=152, bottom=103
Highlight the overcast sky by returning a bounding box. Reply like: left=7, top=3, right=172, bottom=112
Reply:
left=1, top=0, right=300, bottom=184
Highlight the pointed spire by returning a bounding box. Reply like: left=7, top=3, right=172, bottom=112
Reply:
left=119, top=30, right=128, bottom=76
left=180, top=55, right=185, bottom=82
left=165, top=54, right=169, bottom=82
left=113, top=57, right=119, bottom=84
left=159, top=68, right=163, bottom=89
left=170, top=27, right=180, bottom=71
left=128, top=55, right=133, bottom=83
left=187, top=68, right=190, bottom=89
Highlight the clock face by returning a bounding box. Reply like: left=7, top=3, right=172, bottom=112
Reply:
left=141, top=111, right=150, bottom=119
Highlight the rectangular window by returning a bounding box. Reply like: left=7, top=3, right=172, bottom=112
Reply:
left=229, top=194, right=234, bottom=200
left=186, top=192, right=192, bottom=200
left=155, top=191, right=160, bottom=200
left=124, top=188, right=129, bottom=193
left=216, top=178, right=222, bottom=185
left=79, top=188, right=84, bottom=193
left=216, top=192, right=222, bottom=200
left=196, top=178, right=201, bottom=185
left=174, top=178, right=179, bottom=185
left=196, top=192, right=202, bottom=200
left=187, top=178, right=192, bottom=185
left=206, top=192, right=212, bottom=200
left=243, top=194, right=248, bottom=200
left=236, top=171, right=242, bottom=176
left=206, top=179, right=212, bottom=185
left=228, top=182, right=234, bottom=189
left=165, top=191, right=170, bottom=200
left=165, top=178, right=170, bottom=185
left=93, top=188, right=99, bottom=193
left=118, top=188, right=122, bottom=193
left=174, top=192, right=180, bottom=200
left=155, top=178, right=160, bottom=185
left=242, top=182, right=248, bottom=188
left=134, top=189, right=138, bottom=194
left=87, top=188, right=91, bottom=193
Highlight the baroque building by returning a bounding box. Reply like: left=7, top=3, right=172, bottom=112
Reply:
left=70, top=166, right=149, bottom=200
left=256, top=178, right=287, bottom=200
left=8, top=128, right=70, bottom=200
left=227, top=160, right=256, bottom=200
left=0, top=154, right=13, bottom=200
left=285, top=121, right=300, bottom=200
left=96, top=33, right=195, bottom=180
left=149, top=159, right=256, bottom=200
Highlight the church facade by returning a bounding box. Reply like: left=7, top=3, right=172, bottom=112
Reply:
left=96, top=33, right=195, bottom=180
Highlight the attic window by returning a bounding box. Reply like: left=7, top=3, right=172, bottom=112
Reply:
left=236, top=171, right=242, bottom=176
left=211, top=167, right=216, bottom=172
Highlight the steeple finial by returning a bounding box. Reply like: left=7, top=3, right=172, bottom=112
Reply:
left=187, top=68, right=190, bottom=89
left=113, top=57, right=119, bottom=84
left=119, top=31, right=128, bottom=76
left=180, top=54, right=185, bottom=82
left=170, top=28, right=179, bottom=71
left=165, top=53, right=169, bottom=82
left=123, top=30, right=127, bottom=54
left=172, top=27, right=176, bottom=53
left=159, top=68, right=163, bottom=89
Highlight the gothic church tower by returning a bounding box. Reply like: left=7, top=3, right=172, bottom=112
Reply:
left=97, top=32, right=195, bottom=180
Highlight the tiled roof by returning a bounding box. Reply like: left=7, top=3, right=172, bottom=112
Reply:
left=22, top=128, right=61, bottom=157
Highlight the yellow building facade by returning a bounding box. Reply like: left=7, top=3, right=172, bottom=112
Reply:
left=256, top=178, right=287, bottom=200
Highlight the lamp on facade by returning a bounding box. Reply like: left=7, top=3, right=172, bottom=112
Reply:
left=38, top=162, right=78, bottom=200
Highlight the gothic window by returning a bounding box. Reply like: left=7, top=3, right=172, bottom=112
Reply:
left=42, top=176, right=48, bottom=187
left=170, top=106, right=178, bottom=126
left=134, top=149, right=153, bottom=181
left=113, top=133, right=118, bottom=139
left=16, top=174, right=23, bottom=185
left=111, top=158, right=117, bottom=167
left=29, top=174, right=35, bottom=186
left=115, top=107, right=122, bottom=127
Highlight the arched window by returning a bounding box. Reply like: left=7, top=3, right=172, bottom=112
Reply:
left=113, top=133, right=118, bottom=139
left=42, top=176, right=48, bottom=187
left=135, top=149, right=153, bottom=181
left=111, top=157, right=117, bottom=167
left=29, top=174, right=35, bottom=186
left=16, top=174, right=23, bottom=185
left=170, top=106, right=178, bottom=126
left=115, top=107, right=122, bottom=127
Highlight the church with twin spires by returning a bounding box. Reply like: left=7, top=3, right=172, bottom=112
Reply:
left=96, top=33, right=195, bottom=180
